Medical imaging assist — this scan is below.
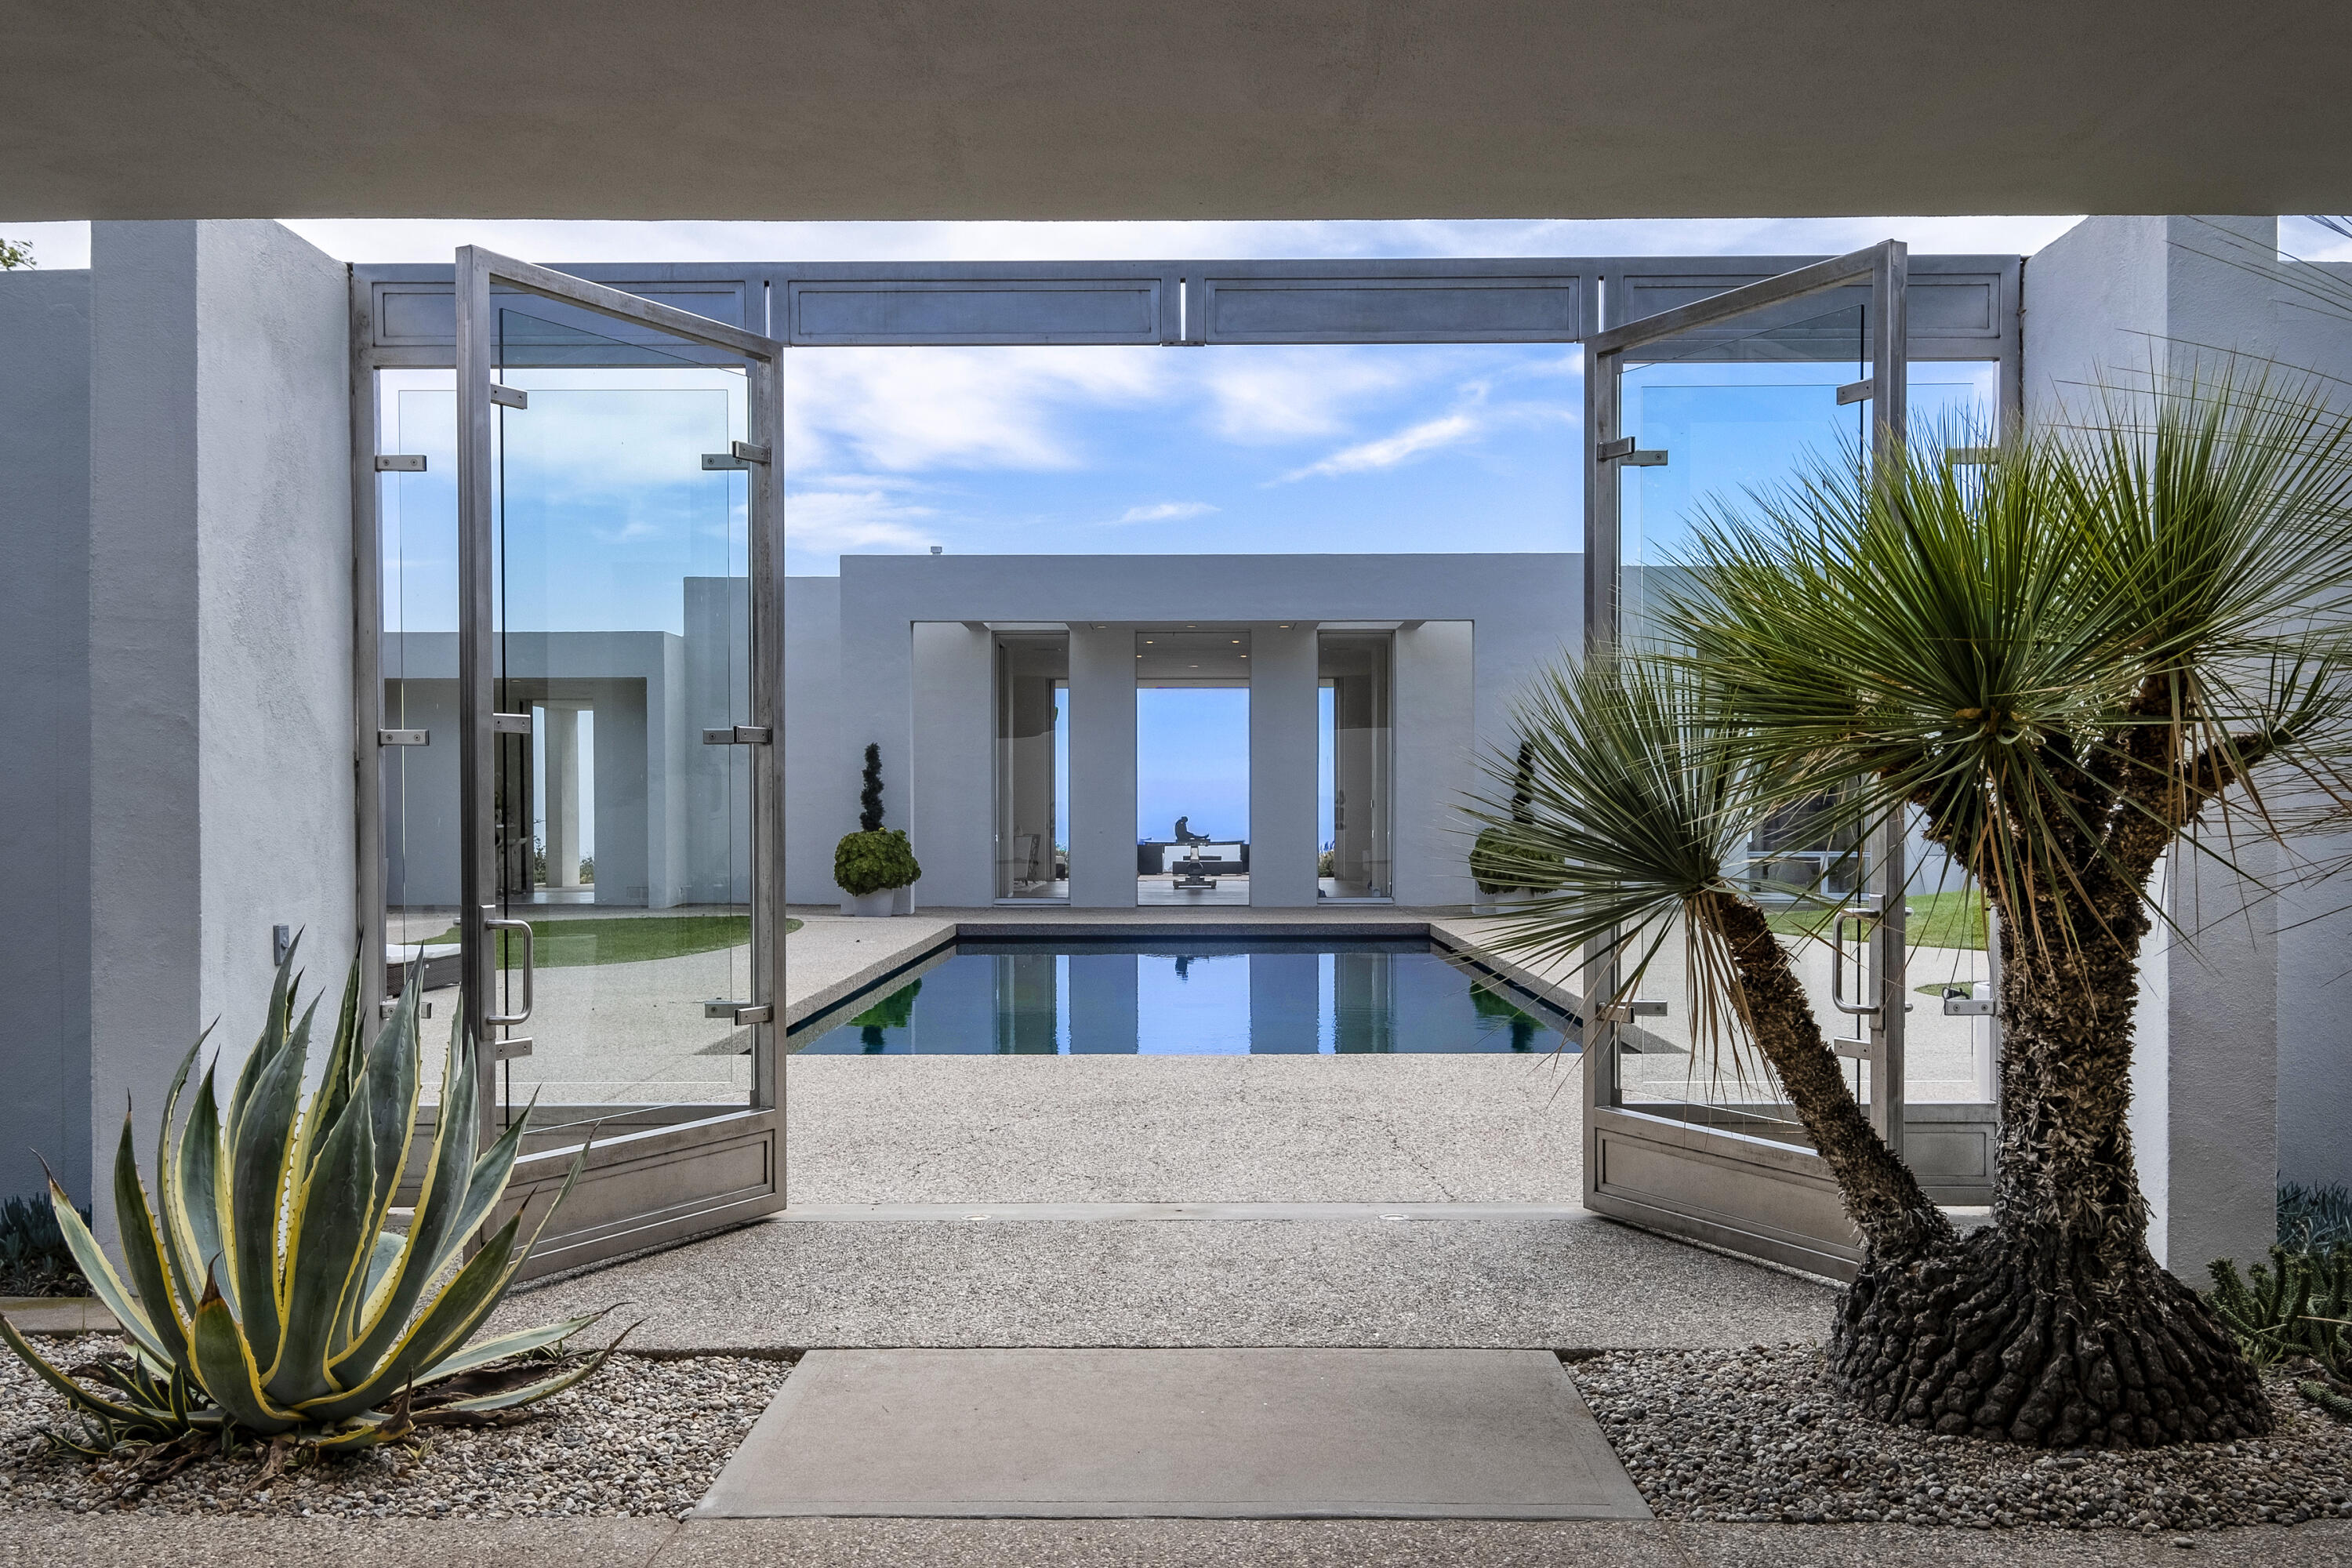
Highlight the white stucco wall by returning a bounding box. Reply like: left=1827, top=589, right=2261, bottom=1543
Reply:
left=1390, top=619, right=1479, bottom=908
left=87, top=220, right=352, bottom=1242
left=783, top=576, right=846, bottom=907
left=909, top=622, right=995, bottom=908
left=2026, top=213, right=2352, bottom=1269
left=0, top=270, right=94, bottom=1203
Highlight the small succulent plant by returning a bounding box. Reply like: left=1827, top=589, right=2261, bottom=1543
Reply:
left=0, top=938, right=617, bottom=1457
left=2207, top=1243, right=2352, bottom=1425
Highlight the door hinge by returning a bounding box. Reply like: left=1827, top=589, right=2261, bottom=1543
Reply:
left=492, top=712, right=533, bottom=735
left=1592, top=1000, right=1668, bottom=1022
left=1941, top=985, right=1996, bottom=1017
left=378, top=728, right=429, bottom=746
left=489, top=383, right=528, bottom=409
left=702, top=724, right=773, bottom=746
left=706, top=1000, right=773, bottom=1025
left=702, top=441, right=772, bottom=470
left=374, top=453, right=428, bottom=472
left=492, top=1034, right=533, bottom=1061
left=1596, top=436, right=1668, bottom=466
left=1835, top=379, right=1875, bottom=406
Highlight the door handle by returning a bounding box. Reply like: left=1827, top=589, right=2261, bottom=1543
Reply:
left=1831, top=900, right=1882, bottom=1016
left=482, top=906, right=535, bottom=1025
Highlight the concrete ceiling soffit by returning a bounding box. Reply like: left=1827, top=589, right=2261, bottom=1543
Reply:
left=6, top=2, right=2351, bottom=220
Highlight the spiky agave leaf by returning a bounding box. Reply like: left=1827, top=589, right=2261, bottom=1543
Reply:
left=0, top=944, right=617, bottom=1455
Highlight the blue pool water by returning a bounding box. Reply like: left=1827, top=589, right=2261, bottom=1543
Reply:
left=790, top=939, right=1579, bottom=1056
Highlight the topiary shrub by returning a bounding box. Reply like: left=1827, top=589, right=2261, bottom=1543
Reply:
left=835, top=828, right=921, bottom=896
left=1470, top=740, right=1563, bottom=895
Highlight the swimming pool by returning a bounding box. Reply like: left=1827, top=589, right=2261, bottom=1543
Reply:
left=789, top=938, right=1580, bottom=1055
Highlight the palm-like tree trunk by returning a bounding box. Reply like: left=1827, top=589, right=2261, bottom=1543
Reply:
left=1712, top=710, right=2278, bottom=1445
left=1823, top=895, right=2266, bottom=1446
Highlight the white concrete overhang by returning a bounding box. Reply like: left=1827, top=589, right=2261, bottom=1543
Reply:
left=5, top=2, right=2350, bottom=221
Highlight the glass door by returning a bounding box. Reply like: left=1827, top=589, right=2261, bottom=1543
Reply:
left=453, top=249, right=786, bottom=1276
left=1583, top=243, right=1918, bottom=1279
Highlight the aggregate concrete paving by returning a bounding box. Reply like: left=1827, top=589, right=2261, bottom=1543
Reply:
left=783, top=1051, right=1586, bottom=1204
left=490, top=1210, right=1835, bottom=1351
left=15, top=1515, right=2349, bottom=1566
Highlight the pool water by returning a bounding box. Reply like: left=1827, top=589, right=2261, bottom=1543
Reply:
left=791, top=939, right=1579, bottom=1055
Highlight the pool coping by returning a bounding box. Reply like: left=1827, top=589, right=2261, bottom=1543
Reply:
left=781, top=907, right=1587, bottom=1040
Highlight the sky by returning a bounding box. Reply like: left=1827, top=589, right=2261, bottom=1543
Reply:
left=36, top=210, right=2336, bottom=855
left=6, top=213, right=2107, bottom=581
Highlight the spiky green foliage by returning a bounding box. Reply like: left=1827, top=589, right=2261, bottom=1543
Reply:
left=2301, top=1379, right=2352, bottom=1423
left=1464, top=370, right=2352, bottom=1449
left=0, top=938, right=618, bottom=1454
left=2207, top=1245, right=2352, bottom=1377
left=0, top=1193, right=89, bottom=1298
left=2281, top=1181, right=2352, bottom=1253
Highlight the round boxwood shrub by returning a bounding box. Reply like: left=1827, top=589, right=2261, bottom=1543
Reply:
left=836, top=828, right=921, bottom=896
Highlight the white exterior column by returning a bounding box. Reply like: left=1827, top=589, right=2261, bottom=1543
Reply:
left=543, top=704, right=582, bottom=886
left=1067, top=626, right=1136, bottom=908
left=86, top=220, right=354, bottom=1244
left=1247, top=623, right=1318, bottom=907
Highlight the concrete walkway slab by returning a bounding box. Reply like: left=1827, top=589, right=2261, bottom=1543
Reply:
left=0, top=1297, right=117, bottom=1333
left=695, top=1348, right=1651, bottom=1520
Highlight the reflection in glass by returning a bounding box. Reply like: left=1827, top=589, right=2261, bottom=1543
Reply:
left=1317, top=631, right=1391, bottom=899
left=377, top=371, right=461, bottom=1102
left=994, top=634, right=1069, bottom=900
left=1136, top=630, right=1250, bottom=906
left=1606, top=293, right=1952, bottom=1145
left=792, top=942, right=1577, bottom=1055
left=485, top=305, right=755, bottom=1125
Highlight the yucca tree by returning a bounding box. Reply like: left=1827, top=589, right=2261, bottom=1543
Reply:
left=1472, top=369, right=2352, bottom=1446
left=0, top=940, right=615, bottom=1455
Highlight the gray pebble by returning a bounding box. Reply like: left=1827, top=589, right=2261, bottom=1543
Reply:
left=0, top=1336, right=789, bottom=1520
left=1573, top=1345, right=2352, bottom=1533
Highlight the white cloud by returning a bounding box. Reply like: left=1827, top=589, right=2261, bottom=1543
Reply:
left=785, top=489, right=938, bottom=565
left=1280, top=412, right=1481, bottom=482
left=1193, top=349, right=1414, bottom=444
left=786, top=345, right=1165, bottom=474
left=1111, top=500, right=1219, bottom=524
left=255, top=216, right=2096, bottom=267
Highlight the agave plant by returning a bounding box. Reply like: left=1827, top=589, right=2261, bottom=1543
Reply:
left=0, top=938, right=615, bottom=1454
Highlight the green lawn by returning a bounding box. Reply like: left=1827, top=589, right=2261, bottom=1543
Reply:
left=1762, top=888, right=1987, bottom=951
left=419, top=913, right=752, bottom=967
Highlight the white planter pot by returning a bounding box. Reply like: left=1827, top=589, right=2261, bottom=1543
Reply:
left=891, top=884, right=917, bottom=916
left=841, top=889, right=896, bottom=917
left=1472, top=889, right=1540, bottom=916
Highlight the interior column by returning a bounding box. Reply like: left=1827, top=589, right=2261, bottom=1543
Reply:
left=1248, top=623, right=1319, bottom=907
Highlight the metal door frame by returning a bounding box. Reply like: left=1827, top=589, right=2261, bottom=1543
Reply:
left=1582, top=241, right=1941, bottom=1279
left=450, top=249, right=786, bottom=1275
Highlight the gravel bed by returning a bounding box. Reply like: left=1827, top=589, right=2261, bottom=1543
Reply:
left=1575, top=1344, right=2352, bottom=1533
left=0, top=1337, right=789, bottom=1519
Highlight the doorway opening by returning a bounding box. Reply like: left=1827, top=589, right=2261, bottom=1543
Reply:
left=1135, top=630, right=1250, bottom=906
